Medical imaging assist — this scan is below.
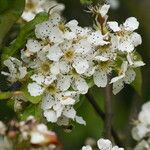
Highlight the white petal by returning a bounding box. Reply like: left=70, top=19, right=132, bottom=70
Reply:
left=30, top=132, right=45, bottom=144
left=63, top=107, right=76, bottom=119
left=31, top=74, right=44, bottom=85
left=75, top=77, right=89, bottom=94
left=107, top=21, right=121, bottom=32
left=112, top=146, right=124, bottom=150
left=82, top=145, right=92, bottom=150
left=94, top=55, right=109, bottom=61
left=93, top=70, right=107, bottom=87
left=73, top=39, right=92, bottom=54
left=112, top=79, right=124, bottom=95
left=26, top=39, right=42, bottom=53
left=18, top=67, right=27, bottom=79
left=35, top=21, right=52, bottom=39
left=75, top=116, right=86, bottom=125
left=65, top=20, right=78, bottom=29
left=99, top=4, right=110, bottom=17
left=22, top=11, right=35, bottom=22
left=57, top=75, right=71, bottom=91
left=133, top=61, right=145, bottom=67
left=50, top=62, right=60, bottom=75
left=124, top=68, right=136, bottom=84
left=48, top=26, right=64, bottom=43
left=41, top=94, right=55, bottom=110
left=123, top=17, right=139, bottom=31
left=110, top=74, right=124, bottom=84
left=130, top=32, right=142, bottom=47
left=43, top=110, right=57, bottom=122
left=49, top=13, right=61, bottom=25
left=73, top=57, right=89, bottom=74
left=44, top=75, right=57, bottom=85
left=28, top=82, right=44, bottom=96
left=87, top=31, right=109, bottom=46
left=60, top=97, right=76, bottom=105
left=59, top=60, right=71, bottom=74
left=97, top=138, right=112, bottom=150
left=118, top=38, right=134, bottom=52
left=47, top=45, right=63, bottom=61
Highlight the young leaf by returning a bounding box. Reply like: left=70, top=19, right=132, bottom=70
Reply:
left=131, top=68, right=142, bottom=96
left=20, top=103, right=42, bottom=121
left=0, top=0, right=25, bottom=49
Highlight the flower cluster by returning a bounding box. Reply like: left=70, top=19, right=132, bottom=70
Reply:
left=22, top=0, right=65, bottom=21
left=82, top=138, right=124, bottom=150
left=132, top=101, right=150, bottom=150
left=2, top=4, right=145, bottom=125
left=0, top=116, right=60, bottom=150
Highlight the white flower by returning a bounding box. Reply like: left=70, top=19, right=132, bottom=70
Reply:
left=28, top=73, right=56, bottom=96
left=87, top=31, right=109, bottom=46
left=82, top=138, right=124, bottom=150
left=98, top=4, right=110, bottom=18
left=97, top=138, right=112, bottom=150
left=110, top=61, right=136, bottom=95
left=134, top=140, right=150, bottom=150
left=82, top=145, right=92, bottom=150
left=1, top=57, right=27, bottom=83
left=22, top=0, right=65, bottom=22
left=26, top=39, right=42, bottom=55
left=28, top=82, right=44, bottom=96
left=35, top=13, right=64, bottom=43
left=127, top=53, right=145, bottom=67
left=132, top=101, right=150, bottom=150
left=107, top=17, right=142, bottom=52
left=139, top=102, right=150, bottom=125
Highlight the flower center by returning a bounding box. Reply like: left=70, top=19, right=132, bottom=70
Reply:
left=40, top=61, right=51, bottom=74
left=59, top=23, right=66, bottom=32
left=46, top=84, right=57, bottom=95
left=26, top=0, right=38, bottom=11
left=64, top=49, right=75, bottom=62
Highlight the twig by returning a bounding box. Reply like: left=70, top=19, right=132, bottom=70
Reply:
left=104, top=78, right=112, bottom=139
left=85, top=93, right=124, bottom=147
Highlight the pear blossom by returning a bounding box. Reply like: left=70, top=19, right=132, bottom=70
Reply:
left=41, top=91, right=86, bottom=125
left=107, top=17, right=142, bottom=52
left=22, top=0, right=65, bottom=22
left=1, top=57, right=27, bottom=83
left=110, top=61, right=137, bottom=94
left=132, top=101, right=150, bottom=149
left=82, top=138, right=124, bottom=150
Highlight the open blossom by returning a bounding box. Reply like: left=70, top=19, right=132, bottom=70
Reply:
left=107, top=17, right=142, bottom=52
left=1, top=57, right=27, bottom=83
left=2, top=3, right=145, bottom=126
left=132, top=101, right=150, bottom=150
left=22, top=0, right=65, bottom=21
left=82, top=138, right=124, bottom=150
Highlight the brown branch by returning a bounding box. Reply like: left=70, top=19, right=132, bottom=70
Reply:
left=104, top=80, right=112, bottom=139
left=85, top=93, right=124, bottom=147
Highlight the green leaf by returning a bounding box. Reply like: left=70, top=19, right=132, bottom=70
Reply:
left=22, top=85, right=42, bottom=104
left=20, top=103, right=42, bottom=121
left=131, top=68, right=142, bottom=96
left=0, top=91, right=12, bottom=100
left=80, top=0, right=93, bottom=4
left=0, top=0, right=25, bottom=49
left=1, top=12, right=49, bottom=63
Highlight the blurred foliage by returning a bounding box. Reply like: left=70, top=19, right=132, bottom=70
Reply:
left=0, top=0, right=25, bottom=49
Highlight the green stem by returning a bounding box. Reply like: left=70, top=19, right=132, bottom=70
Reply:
left=0, top=91, right=12, bottom=99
